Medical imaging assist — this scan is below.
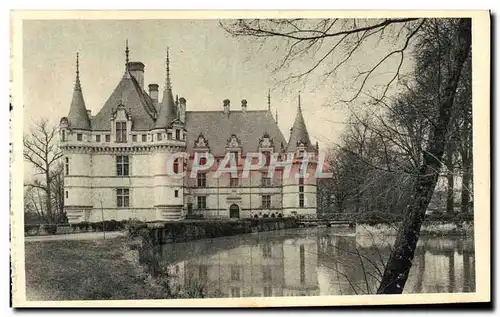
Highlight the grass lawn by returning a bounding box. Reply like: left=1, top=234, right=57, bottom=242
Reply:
left=24, top=237, right=158, bottom=301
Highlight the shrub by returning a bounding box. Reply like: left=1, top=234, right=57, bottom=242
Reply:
left=24, top=224, right=40, bottom=236
left=41, top=224, right=57, bottom=235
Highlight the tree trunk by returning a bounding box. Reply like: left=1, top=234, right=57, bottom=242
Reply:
left=460, top=157, right=471, bottom=213
left=377, top=19, right=471, bottom=294
left=45, top=164, right=53, bottom=224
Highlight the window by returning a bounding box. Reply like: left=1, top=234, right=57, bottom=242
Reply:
left=65, top=157, right=69, bottom=175
left=142, top=134, right=147, bottom=142
left=65, top=191, right=68, bottom=199
left=261, top=173, right=271, bottom=187
left=197, top=173, right=207, bottom=187
left=231, top=287, right=241, bottom=298
left=262, top=266, right=272, bottom=281
left=167, top=132, right=172, bottom=140
left=199, top=156, right=207, bottom=166
left=173, top=158, right=180, bottom=174
left=263, top=151, right=271, bottom=167
left=77, top=133, right=82, bottom=141
left=132, top=134, right=137, bottom=142
left=157, top=133, right=162, bottom=141
left=231, top=265, right=241, bottom=281
left=105, top=135, right=110, bottom=142
left=115, top=122, right=127, bottom=142
left=230, top=177, right=239, bottom=187
left=262, top=195, right=271, bottom=209
left=175, top=129, right=180, bottom=140
left=263, top=286, right=273, bottom=297
left=299, top=185, right=304, bottom=193
left=231, top=151, right=238, bottom=162
left=197, top=196, right=207, bottom=210
left=116, top=188, right=130, bottom=207
left=61, top=130, right=66, bottom=141
left=174, top=190, right=179, bottom=198
left=116, top=155, right=129, bottom=176
left=299, top=177, right=304, bottom=185
left=96, top=135, right=101, bottom=142
left=299, top=193, right=305, bottom=208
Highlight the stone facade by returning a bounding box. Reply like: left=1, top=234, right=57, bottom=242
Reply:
left=60, top=45, right=317, bottom=223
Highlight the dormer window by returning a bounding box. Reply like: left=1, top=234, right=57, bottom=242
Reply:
left=157, top=133, right=162, bottom=141
left=115, top=122, right=127, bottom=143
left=175, top=129, right=180, bottom=140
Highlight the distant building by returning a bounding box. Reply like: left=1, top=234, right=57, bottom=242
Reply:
left=60, top=44, right=318, bottom=223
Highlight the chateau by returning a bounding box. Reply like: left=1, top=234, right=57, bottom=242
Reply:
left=60, top=44, right=318, bottom=223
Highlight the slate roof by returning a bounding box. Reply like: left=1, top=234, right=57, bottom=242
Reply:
left=91, top=72, right=157, bottom=131
left=287, top=104, right=314, bottom=152
left=154, top=87, right=177, bottom=128
left=67, top=56, right=91, bottom=130
left=185, top=110, right=287, bottom=156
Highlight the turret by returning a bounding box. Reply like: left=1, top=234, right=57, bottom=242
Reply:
left=282, top=92, right=317, bottom=218
left=151, top=47, right=184, bottom=220
left=287, top=92, right=313, bottom=153
left=61, top=52, right=93, bottom=223
left=155, top=47, right=177, bottom=129
left=66, top=52, right=91, bottom=130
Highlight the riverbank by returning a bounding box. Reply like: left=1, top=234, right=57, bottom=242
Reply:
left=138, top=217, right=299, bottom=245
left=25, top=237, right=158, bottom=300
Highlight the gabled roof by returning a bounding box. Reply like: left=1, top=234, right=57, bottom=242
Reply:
left=91, top=72, right=157, bottom=131
left=185, top=110, right=287, bottom=156
left=67, top=53, right=91, bottom=130
left=287, top=98, right=313, bottom=152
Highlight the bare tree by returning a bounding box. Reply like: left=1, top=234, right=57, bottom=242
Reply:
left=24, top=119, right=63, bottom=224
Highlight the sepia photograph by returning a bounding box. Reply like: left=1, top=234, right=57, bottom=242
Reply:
left=10, top=10, right=490, bottom=307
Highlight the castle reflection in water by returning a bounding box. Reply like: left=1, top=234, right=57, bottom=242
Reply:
left=146, top=227, right=475, bottom=298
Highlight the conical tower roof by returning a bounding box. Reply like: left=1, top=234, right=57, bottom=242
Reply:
left=155, top=48, right=177, bottom=129
left=287, top=93, right=313, bottom=152
left=67, top=53, right=91, bottom=130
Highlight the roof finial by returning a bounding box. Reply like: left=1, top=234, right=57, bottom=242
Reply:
left=125, top=39, right=130, bottom=69
left=74, top=52, right=81, bottom=91
left=298, top=91, right=301, bottom=110
left=267, top=88, right=271, bottom=112
left=165, top=47, right=172, bottom=90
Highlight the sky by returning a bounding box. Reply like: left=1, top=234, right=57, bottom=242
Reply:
left=22, top=19, right=412, bottom=155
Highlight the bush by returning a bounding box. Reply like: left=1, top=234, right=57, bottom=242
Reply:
left=24, top=224, right=40, bottom=236
left=41, top=224, right=57, bottom=235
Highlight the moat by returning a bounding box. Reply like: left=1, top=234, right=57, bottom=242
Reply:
left=143, top=226, right=475, bottom=297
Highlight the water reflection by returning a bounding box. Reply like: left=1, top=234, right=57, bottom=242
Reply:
left=144, top=227, right=475, bottom=298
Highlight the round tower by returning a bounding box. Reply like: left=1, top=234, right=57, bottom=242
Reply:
left=152, top=48, right=186, bottom=221
left=282, top=93, right=317, bottom=218
left=61, top=53, right=94, bottom=223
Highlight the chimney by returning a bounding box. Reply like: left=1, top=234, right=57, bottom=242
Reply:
left=127, top=61, right=145, bottom=88
left=148, top=84, right=159, bottom=110
left=179, top=97, right=187, bottom=123
left=241, top=99, right=247, bottom=113
left=223, top=99, right=230, bottom=114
